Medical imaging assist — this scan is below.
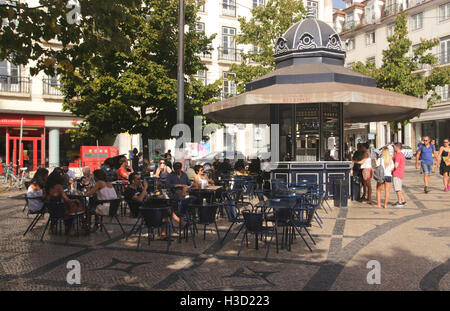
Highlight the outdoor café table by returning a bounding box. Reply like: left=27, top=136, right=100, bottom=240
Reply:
left=188, top=185, right=223, bottom=203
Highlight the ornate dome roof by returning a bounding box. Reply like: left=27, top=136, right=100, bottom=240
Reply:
left=274, top=17, right=345, bottom=58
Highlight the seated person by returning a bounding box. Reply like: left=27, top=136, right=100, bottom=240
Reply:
left=192, top=165, right=215, bottom=189
left=27, top=168, right=49, bottom=213
left=44, top=170, right=85, bottom=234
left=124, top=173, right=149, bottom=217
left=155, top=159, right=172, bottom=187
left=62, top=161, right=76, bottom=180
left=101, top=158, right=117, bottom=182
left=234, top=159, right=246, bottom=176
left=116, top=158, right=131, bottom=181
left=77, top=166, right=95, bottom=191
left=218, top=158, right=232, bottom=177
left=86, top=169, right=118, bottom=231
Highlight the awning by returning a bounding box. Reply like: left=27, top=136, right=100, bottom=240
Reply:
left=203, top=82, right=427, bottom=124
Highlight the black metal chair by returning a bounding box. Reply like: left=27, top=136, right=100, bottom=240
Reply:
left=40, top=201, right=71, bottom=242
left=136, top=207, right=172, bottom=252
left=23, top=197, right=46, bottom=236
left=191, top=203, right=221, bottom=241
left=290, top=202, right=317, bottom=251
left=91, top=199, right=125, bottom=239
left=112, top=182, right=128, bottom=216
left=240, top=180, right=256, bottom=202
left=237, top=211, right=275, bottom=259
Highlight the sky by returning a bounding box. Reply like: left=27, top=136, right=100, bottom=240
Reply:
left=333, top=0, right=345, bottom=9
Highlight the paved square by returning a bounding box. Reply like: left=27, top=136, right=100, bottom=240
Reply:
left=1, top=163, right=449, bottom=291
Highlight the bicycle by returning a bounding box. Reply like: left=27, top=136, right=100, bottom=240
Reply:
left=0, top=164, right=29, bottom=191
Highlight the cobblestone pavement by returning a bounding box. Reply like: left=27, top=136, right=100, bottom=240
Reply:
left=0, top=162, right=449, bottom=291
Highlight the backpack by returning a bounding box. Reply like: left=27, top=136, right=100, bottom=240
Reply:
left=373, top=162, right=385, bottom=183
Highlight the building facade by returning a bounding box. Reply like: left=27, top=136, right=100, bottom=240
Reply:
left=334, top=0, right=450, bottom=149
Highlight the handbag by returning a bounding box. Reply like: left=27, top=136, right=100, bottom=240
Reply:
left=373, top=164, right=385, bottom=184
left=443, top=156, right=450, bottom=166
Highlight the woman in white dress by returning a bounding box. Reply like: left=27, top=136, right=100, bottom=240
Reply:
left=86, top=169, right=118, bottom=231
left=193, top=165, right=215, bottom=189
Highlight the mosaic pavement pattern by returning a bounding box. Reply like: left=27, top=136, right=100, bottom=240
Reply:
left=0, top=162, right=449, bottom=291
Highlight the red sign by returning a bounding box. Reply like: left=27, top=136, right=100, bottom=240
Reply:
left=72, top=146, right=119, bottom=171
left=282, top=97, right=311, bottom=103
left=0, top=114, right=45, bottom=127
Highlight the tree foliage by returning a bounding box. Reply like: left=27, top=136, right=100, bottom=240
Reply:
left=0, top=0, right=220, bottom=152
left=352, top=13, right=450, bottom=128
left=230, top=0, right=306, bottom=93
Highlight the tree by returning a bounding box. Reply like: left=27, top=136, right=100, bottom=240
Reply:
left=0, top=0, right=220, bottom=159
left=352, top=13, right=450, bottom=132
left=229, top=0, right=306, bottom=93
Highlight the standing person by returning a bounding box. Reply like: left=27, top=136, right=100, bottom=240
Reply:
left=392, top=143, right=407, bottom=207
left=351, top=143, right=365, bottom=201
left=356, top=143, right=373, bottom=203
left=415, top=136, right=438, bottom=193
left=164, top=150, right=173, bottom=169
left=138, top=152, right=144, bottom=171
left=131, top=148, right=139, bottom=173
left=375, top=147, right=394, bottom=208
left=437, top=138, right=450, bottom=192
left=153, top=151, right=163, bottom=173
left=23, top=150, right=30, bottom=170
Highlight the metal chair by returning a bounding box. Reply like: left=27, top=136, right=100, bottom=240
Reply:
left=191, top=203, right=221, bottom=241
left=136, top=207, right=172, bottom=252
left=23, top=197, right=46, bottom=237
left=237, top=211, right=275, bottom=260
left=91, top=199, right=125, bottom=239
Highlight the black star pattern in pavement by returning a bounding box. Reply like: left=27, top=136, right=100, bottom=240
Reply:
left=225, top=267, right=278, bottom=286
left=417, top=227, right=450, bottom=238
left=91, top=258, right=152, bottom=274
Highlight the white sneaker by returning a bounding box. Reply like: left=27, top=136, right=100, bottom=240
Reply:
left=393, top=202, right=405, bottom=207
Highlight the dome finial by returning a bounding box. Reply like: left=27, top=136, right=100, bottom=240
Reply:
left=306, top=7, right=315, bottom=19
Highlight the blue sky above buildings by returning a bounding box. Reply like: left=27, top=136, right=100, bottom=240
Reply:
left=333, top=0, right=345, bottom=9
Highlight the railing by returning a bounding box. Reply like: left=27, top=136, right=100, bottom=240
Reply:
left=218, top=47, right=242, bottom=62
left=196, top=52, right=212, bottom=59
left=0, top=75, right=31, bottom=94
left=43, top=78, right=63, bottom=96
left=222, top=2, right=236, bottom=17
left=384, top=3, right=400, bottom=16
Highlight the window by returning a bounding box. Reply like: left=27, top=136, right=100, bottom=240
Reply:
left=367, top=56, right=376, bottom=66
left=196, top=0, right=205, bottom=12
left=196, top=22, right=205, bottom=33
left=411, top=12, right=423, bottom=30
left=307, top=1, right=319, bottom=18
left=437, top=85, right=449, bottom=102
left=346, top=38, right=355, bottom=51
left=222, top=72, right=236, bottom=98
left=412, top=43, right=424, bottom=69
left=194, top=70, right=207, bottom=86
left=222, top=0, right=236, bottom=17
left=365, top=31, right=375, bottom=45
left=253, top=0, right=264, bottom=7
left=387, top=23, right=395, bottom=37
left=222, top=26, right=236, bottom=50
left=440, top=37, right=450, bottom=65
left=440, top=3, right=450, bottom=21
left=0, top=59, right=19, bottom=88
left=345, top=14, right=355, bottom=29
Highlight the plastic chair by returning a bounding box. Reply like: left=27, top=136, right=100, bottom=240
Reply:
left=237, top=211, right=275, bottom=259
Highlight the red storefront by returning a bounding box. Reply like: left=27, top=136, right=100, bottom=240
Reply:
left=0, top=114, right=46, bottom=172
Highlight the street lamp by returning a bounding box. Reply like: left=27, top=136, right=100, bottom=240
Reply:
left=177, top=0, right=184, bottom=125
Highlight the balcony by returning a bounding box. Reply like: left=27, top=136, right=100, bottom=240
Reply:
left=0, top=75, right=31, bottom=96
left=342, top=21, right=356, bottom=31
left=222, top=3, right=236, bottom=17
left=195, top=51, right=213, bottom=60
left=218, top=47, right=242, bottom=62
left=384, top=3, right=401, bottom=16
left=43, top=78, right=63, bottom=97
